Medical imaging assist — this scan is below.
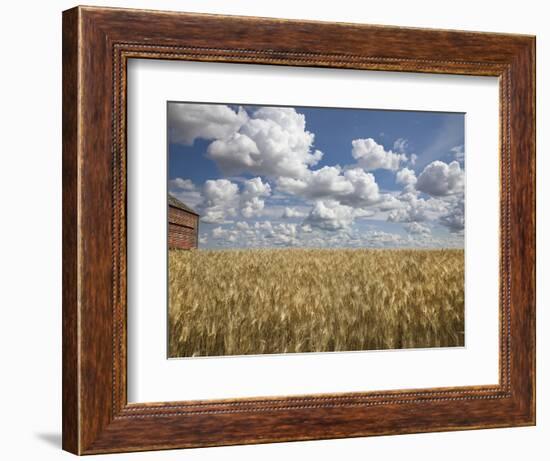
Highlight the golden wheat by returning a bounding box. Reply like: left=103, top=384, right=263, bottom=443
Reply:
left=168, top=248, right=464, bottom=357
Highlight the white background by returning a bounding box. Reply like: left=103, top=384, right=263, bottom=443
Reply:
left=128, top=60, right=499, bottom=402
left=0, top=0, right=546, bottom=460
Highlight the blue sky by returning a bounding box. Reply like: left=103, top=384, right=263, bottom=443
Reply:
left=168, top=102, right=465, bottom=249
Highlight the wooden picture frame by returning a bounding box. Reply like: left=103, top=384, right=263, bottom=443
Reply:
left=62, top=5, right=535, bottom=455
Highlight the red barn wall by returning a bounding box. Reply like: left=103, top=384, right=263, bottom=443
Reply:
left=168, top=206, right=198, bottom=249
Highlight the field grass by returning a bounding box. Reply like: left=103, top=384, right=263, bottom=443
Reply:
left=168, top=248, right=464, bottom=358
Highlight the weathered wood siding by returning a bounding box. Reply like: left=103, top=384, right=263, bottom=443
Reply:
left=168, top=206, right=198, bottom=249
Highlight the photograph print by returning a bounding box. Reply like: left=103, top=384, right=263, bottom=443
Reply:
left=167, top=101, right=465, bottom=358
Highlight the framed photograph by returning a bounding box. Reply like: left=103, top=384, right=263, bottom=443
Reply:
left=62, top=6, right=535, bottom=455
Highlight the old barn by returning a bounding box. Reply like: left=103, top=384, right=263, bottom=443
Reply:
left=168, top=194, right=199, bottom=250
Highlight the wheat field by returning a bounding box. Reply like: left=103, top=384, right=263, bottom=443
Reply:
left=168, top=248, right=464, bottom=358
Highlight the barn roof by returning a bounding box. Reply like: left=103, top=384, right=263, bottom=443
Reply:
left=168, top=194, right=199, bottom=216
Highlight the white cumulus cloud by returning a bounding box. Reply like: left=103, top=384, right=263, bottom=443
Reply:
left=168, top=177, right=203, bottom=209
left=393, top=138, right=408, bottom=153
left=404, top=222, right=431, bottom=235
left=168, top=103, right=248, bottom=145
left=351, top=138, right=407, bottom=171
left=395, top=167, right=417, bottom=192
left=168, top=178, right=196, bottom=190
left=206, top=107, right=323, bottom=178
left=416, top=160, right=464, bottom=196
left=282, top=207, right=307, bottom=219
left=277, top=166, right=380, bottom=207
left=387, top=202, right=427, bottom=223
left=387, top=193, right=448, bottom=224
left=206, top=132, right=260, bottom=173
left=201, top=179, right=239, bottom=224
left=305, top=200, right=356, bottom=231
left=240, top=177, right=271, bottom=218
left=439, top=196, right=465, bottom=233
left=264, top=222, right=300, bottom=246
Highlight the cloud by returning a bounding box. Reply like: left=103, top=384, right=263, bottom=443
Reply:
left=277, top=166, right=351, bottom=198
left=168, top=177, right=203, bottom=209
left=388, top=162, right=465, bottom=237
left=395, top=167, right=417, bottom=192
left=387, top=192, right=448, bottom=224
left=241, top=177, right=271, bottom=198
left=392, top=138, right=420, bottom=168
left=201, top=179, right=239, bottom=223
left=168, top=178, right=196, bottom=190
left=212, top=220, right=301, bottom=247
left=416, top=160, right=464, bottom=196
left=169, top=190, right=203, bottom=210
left=240, top=177, right=271, bottom=218
left=389, top=160, right=464, bottom=232
left=206, top=107, right=323, bottom=178
left=361, top=230, right=407, bottom=246
left=211, top=227, right=225, bottom=239
left=239, top=197, right=264, bottom=219
left=387, top=201, right=428, bottom=223
left=168, top=103, right=248, bottom=145
left=404, top=222, right=431, bottom=235
left=451, top=145, right=465, bottom=162
left=351, top=138, right=407, bottom=171
left=393, top=138, right=408, bottom=153
left=206, top=132, right=260, bottom=173
left=204, top=214, right=459, bottom=250
left=277, top=166, right=380, bottom=207
left=211, top=226, right=243, bottom=243
left=340, top=168, right=382, bottom=206
left=195, top=177, right=273, bottom=222
left=439, top=196, right=465, bottom=233
left=304, top=200, right=356, bottom=231
left=265, top=222, right=300, bottom=246
left=203, top=179, right=239, bottom=205
left=377, top=194, right=404, bottom=211
left=282, top=207, right=307, bottom=219
left=235, top=221, right=250, bottom=231
left=254, top=221, right=273, bottom=232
